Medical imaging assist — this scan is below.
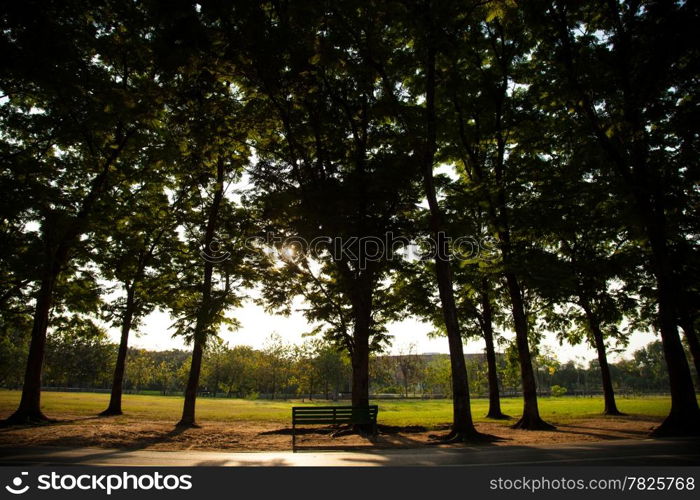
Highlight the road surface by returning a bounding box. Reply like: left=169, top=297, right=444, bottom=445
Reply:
left=0, top=438, right=698, bottom=466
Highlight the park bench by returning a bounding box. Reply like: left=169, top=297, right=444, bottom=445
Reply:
left=291, top=405, right=379, bottom=452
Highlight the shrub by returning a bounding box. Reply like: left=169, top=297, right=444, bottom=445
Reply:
left=550, top=385, right=568, bottom=397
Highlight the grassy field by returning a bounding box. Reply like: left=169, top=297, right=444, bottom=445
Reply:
left=0, top=390, right=672, bottom=428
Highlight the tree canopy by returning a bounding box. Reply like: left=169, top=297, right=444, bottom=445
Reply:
left=1, top=0, right=698, bottom=436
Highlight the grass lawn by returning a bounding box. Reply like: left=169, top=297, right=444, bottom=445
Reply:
left=0, top=389, right=672, bottom=428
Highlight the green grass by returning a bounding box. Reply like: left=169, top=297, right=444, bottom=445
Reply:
left=0, top=389, right=673, bottom=427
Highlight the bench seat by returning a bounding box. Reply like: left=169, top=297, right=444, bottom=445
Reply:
left=291, top=405, right=378, bottom=451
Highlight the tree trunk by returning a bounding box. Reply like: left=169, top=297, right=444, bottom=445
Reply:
left=580, top=302, right=622, bottom=416
left=419, top=18, right=479, bottom=440
left=649, top=232, right=700, bottom=436
left=679, top=316, right=700, bottom=382
left=179, top=339, right=204, bottom=427
left=435, top=252, right=477, bottom=438
left=641, top=198, right=699, bottom=435
left=5, top=219, right=94, bottom=426
left=3, top=270, right=57, bottom=424
left=505, top=273, right=554, bottom=430
left=350, top=294, right=371, bottom=408
left=100, top=287, right=137, bottom=416
left=481, top=280, right=507, bottom=419
left=178, top=157, right=225, bottom=427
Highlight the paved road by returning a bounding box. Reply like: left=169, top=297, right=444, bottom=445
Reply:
left=0, top=438, right=698, bottom=466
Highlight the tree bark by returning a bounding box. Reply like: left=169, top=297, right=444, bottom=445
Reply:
left=350, top=289, right=371, bottom=408
left=100, top=287, right=137, bottom=416
left=6, top=215, right=88, bottom=424
left=635, top=185, right=699, bottom=435
left=580, top=302, right=622, bottom=416
left=679, top=316, right=700, bottom=382
left=505, top=272, right=554, bottom=430
left=179, top=339, right=204, bottom=426
left=3, top=269, right=56, bottom=424
left=481, top=280, right=507, bottom=419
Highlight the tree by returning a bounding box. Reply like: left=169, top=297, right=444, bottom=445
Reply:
left=232, top=0, right=419, bottom=414
left=394, top=344, right=425, bottom=397
left=202, top=337, right=231, bottom=398
left=170, top=132, right=251, bottom=425
left=313, top=340, right=351, bottom=400
left=395, top=201, right=510, bottom=418
left=154, top=361, right=179, bottom=396
left=397, top=0, right=502, bottom=440
left=145, top=6, right=256, bottom=426
left=219, top=346, right=258, bottom=398
left=44, top=320, right=115, bottom=389
left=531, top=0, right=700, bottom=434
left=259, top=333, right=292, bottom=399
left=95, top=163, right=186, bottom=415
left=1, top=0, right=165, bottom=424
left=446, top=199, right=510, bottom=419
left=125, top=350, right=155, bottom=394
left=290, top=339, right=319, bottom=400
left=527, top=162, right=635, bottom=415
left=433, top=1, right=554, bottom=429
left=425, top=356, right=453, bottom=397
left=0, top=314, right=31, bottom=388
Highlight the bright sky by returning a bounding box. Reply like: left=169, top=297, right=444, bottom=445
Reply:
left=114, top=165, right=659, bottom=364
left=119, top=297, right=657, bottom=365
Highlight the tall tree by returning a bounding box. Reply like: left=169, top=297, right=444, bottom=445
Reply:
left=435, top=1, right=554, bottom=429
left=517, top=102, right=636, bottom=416
left=395, top=230, right=509, bottom=419
left=1, top=0, right=164, bottom=424
left=410, top=0, right=483, bottom=440
left=165, top=63, right=253, bottom=428
left=231, top=0, right=420, bottom=413
left=532, top=0, right=700, bottom=434
left=94, top=175, right=184, bottom=415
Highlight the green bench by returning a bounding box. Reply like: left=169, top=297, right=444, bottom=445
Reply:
left=291, top=405, right=379, bottom=452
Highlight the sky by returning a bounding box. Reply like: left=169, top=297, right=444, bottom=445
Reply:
left=117, top=296, right=657, bottom=365
left=108, top=167, right=659, bottom=364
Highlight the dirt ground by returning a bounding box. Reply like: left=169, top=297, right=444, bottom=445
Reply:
left=0, top=415, right=663, bottom=452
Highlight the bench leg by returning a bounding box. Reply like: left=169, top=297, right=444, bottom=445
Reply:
left=292, top=422, right=296, bottom=453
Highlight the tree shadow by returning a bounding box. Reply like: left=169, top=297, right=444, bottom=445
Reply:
left=0, top=415, right=104, bottom=432
left=259, top=426, right=335, bottom=436
left=427, top=430, right=503, bottom=445
left=17, top=424, right=190, bottom=452
left=551, top=422, right=650, bottom=439
left=267, top=423, right=438, bottom=452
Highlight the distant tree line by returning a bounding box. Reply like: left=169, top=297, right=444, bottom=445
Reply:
left=0, top=326, right=686, bottom=399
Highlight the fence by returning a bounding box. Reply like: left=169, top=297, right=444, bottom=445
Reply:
left=27, top=387, right=672, bottom=400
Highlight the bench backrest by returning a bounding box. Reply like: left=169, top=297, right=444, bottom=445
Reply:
left=292, top=405, right=378, bottom=425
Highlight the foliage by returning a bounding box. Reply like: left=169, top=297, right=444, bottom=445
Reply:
left=550, top=385, right=567, bottom=397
